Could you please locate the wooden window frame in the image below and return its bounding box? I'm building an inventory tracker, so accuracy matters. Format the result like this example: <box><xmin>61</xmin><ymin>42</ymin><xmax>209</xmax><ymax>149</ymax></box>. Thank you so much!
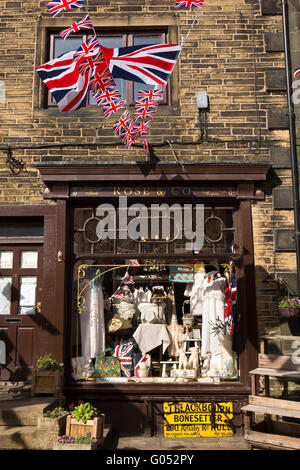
<box><xmin>47</xmin><ymin>29</ymin><xmax>170</xmax><ymax>109</ymax></box>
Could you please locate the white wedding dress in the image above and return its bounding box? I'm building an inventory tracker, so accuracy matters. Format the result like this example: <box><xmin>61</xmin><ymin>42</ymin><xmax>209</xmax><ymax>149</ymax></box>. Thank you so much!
<box><xmin>201</xmin><ymin>276</ymin><xmax>226</xmax><ymax>358</ymax></box>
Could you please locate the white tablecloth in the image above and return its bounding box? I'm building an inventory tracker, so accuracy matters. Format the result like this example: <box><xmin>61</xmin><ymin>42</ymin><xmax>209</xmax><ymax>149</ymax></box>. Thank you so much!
<box><xmin>133</xmin><ymin>323</ymin><xmax>171</xmax><ymax>355</ymax></box>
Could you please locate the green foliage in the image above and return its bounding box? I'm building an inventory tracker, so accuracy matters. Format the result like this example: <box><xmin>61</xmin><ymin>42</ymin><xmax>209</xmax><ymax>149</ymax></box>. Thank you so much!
<box><xmin>70</xmin><ymin>402</ymin><xmax>99</xmax><ymax>424</ymax></box>
<box><xmin>36</xmin><ymin>353</ymin><xmax>63</xmax><ymax>371</ymax></box>
<box><xmin>43</xmin><ymin>406</ymin><xmax>68</xmax><ymax>419</ymax></box>
<box><xmin>278</xmin><ymin>297</ymin><xmax>300</xmax><ymax>308</ymax></box>
<box><xmin>74</xmin><ymin>433</ymin><xmax>95</xmax><ymax>444</ymax></box>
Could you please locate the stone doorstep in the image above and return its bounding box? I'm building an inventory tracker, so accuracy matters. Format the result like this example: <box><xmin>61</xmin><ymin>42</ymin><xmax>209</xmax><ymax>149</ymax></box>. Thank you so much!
<box><xmin>0</xmin><ymin>422</ymin><xmax>113</xmax><ymax>451</ymax></box>
<box><xmin>0</xmin><ymin>397</ymin><xmax>54</xmax><ymax>426</ymax></box>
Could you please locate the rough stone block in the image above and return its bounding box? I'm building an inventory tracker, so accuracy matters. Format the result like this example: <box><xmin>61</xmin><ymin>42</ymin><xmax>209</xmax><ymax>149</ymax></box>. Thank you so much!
<box><xmin>266</xmin><ymin>70</ymin><xmax>286</xmax><ymax>91</ymax></box>
<box><xmin>277</xmin><ymin>272</ymin><xmax>298</xmax><ymax>296</ymax></box>
<box><xmin>261</xmin><ymin>0</ymin><xmax>282</xmax><ymax>15</ymax></box>
<box><xmin>273</xmin><ymin>187</ymin><xmax>293</xmax><ymax>209</ymax></box>
<box><xmin>270</xmin><ymin>147</ymin><xmax>290</xmax><ymax>168</ymax></box>
<box><xmin>268</xmin><ymin>109</ymin><xmax>289</xmax><ymax>130</ymax></box>
<box><xmin>265</xmin><ymin>33</ymin><xmax>284</xmax><ymax>52</ymax></box>
<box><xmin>274</xmin><ymin>228</ymin><xmax>296</xmax><ymax>251</ymax></box>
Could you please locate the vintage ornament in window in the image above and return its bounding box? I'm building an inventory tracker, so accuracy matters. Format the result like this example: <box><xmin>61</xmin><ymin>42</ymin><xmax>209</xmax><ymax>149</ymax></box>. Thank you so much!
<box><xmin>115</xmin><ymin>301</ymin><xmax>136</xmax><ymax>320</ymax></box>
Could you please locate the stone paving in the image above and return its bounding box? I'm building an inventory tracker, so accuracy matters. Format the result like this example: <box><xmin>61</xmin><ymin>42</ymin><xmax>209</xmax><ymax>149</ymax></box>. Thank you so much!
<box><xmin>116</xmin><ymin>435</ymin><xmax>250</xmax><ymax>450</ymax></box>
<box><xmin>0</xmin><ymin>382</ymin><xmax>250</xmax><ymax>450</ymax></box>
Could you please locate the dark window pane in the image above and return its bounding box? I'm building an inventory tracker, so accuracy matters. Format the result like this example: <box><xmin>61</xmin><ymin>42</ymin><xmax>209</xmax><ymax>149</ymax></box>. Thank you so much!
<box><xmin>0</xmin><ymin>221</ymin><xmax>44</xmax><ymax>238</ymax></box>
<box><xmin>54</xmin><ymin>37</ymin><xmax>84</xmax><ymax>58</ymax></box>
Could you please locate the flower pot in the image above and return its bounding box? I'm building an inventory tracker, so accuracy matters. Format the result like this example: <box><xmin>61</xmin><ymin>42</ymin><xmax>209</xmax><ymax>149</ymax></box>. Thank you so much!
<box><xmin>31</xmin><ymin>369</ymin><xmax>64</xmax><ymax>397</ymax></box>
<box><xmin>37</xmin><ymin>413</ymin><xmax>69</xmax><ymax>435</ymax></box>
<box><xmin>278</xmin><ymin>307</ymin><xmax>300</xmax><ymax>319</ymax></box>
<box><xmin>53</xmin><ymin>440</ymin><xmax>99</xmax><ymax>450</ymax></box>
<box><xmin>65</xmin><ymin>414</ymin><xmax>105</xmax><ymax>442</ymax></box>
<box><xmin>220</xmin><ymin>334</ymin><xmax>237</xmax><ymax>377</ymax></box>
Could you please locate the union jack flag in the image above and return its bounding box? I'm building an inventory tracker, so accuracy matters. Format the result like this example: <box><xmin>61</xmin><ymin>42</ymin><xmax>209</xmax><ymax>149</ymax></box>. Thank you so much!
<box><xmin>59</xmin><ymin>15</ymin><xmax>93</xmax><ymax>40</ymax></box>
<box><xmin>133</xmin><ymin>90</ymin><xmax>161</xmax><ymax>120</ymax></box>
<box><xmin>89</xmin><ymin>67</ymin><xmax>116</xmax><ymax>96</ymax></box>
<box><xmin>138</xmin><ymin>89</ymin><xmax>163</xmax><ymax>102</ymax></box>
<box><xmin>94</xmin><ymin>86</ymin><xmax>122</xmax><ymax>106</ymax></box>
<box><xmin>100</xmin><ymin>43</ymin><xmax>181</xmax><ymax>86</ymax></box>
<box><xmin>113</xmin><ymin>111</ymin><xmax>132</xmax><ymax>136</ymax></box>
<box><xmin>36</xmin><ymin>49</ymin><xmax>90</xmax><ymax>112</ymax></box>
<box><xmin>294</xmin><ymin>67</ymin><xmax>300</xmax><ymax>79</ymax></box>
<box><xmin>102</xmin><ymin>99</ymin><xmax>126</xmax><ymax>119</ymax></box>
<box><xmin>175</xmin><ymin>0</ymin><xmax>204</xmax><ymax>8</ymax></box>
<box><xmin>74</xmin><ymin>36</ymin><xmax>100</xmax><ymax>62</ymax></box>
<box><xmin>78</xmin><ymin>51</ymin><xmax>105</xmax><ymax>75</ymax></box>
<box><xmin>133</xmin><ymin>120</ymin><xmax>152</xmax><ymax>138</ymax></box>
<box><xmin>133</xmin><ymin>101</ymin><xmax>158</xmax><ymax>120</ymax></box>
<box><xmin>46</xmin><ymin>0</ymin><xmax>85</xmax><ymax>17</ymax></box>
<box><xmin>121</xmin><ymin>122</ymin><xmax>139</xmax><ymax>149</ymax></box>
<box><xmin>114</xmin><ymin>342</ymin><xmax>134</xmax><ymax>377</ymax></box>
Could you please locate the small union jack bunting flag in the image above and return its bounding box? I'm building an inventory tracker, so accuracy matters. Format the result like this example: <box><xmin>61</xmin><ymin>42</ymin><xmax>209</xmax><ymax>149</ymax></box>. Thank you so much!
<box><xmin>294</xmin><ymin>67</ymin><xmax>300</xmax><ymax>79</ymax></box>
<box><xmin>78</xmin><ymin>51</ymin><xmax>105</xmax><ymax>75</ymax></box>
<box><xmin>94</xmin><ymin>86</ymin><xmax>122</xmax><ymax>106</ymax></box>
<box><xmin>46</xmin><ymin>0</ymin><xmax>85</xmax><ymax>17</ymax></box>
<box><xmin>74</xmin><ymin>36</ymin><xmax>100</xmax><ymax>62</ymax></box>
<box><xmin>133</xmin><ymin>98</ymin><xmax>159</xmax><ymax>121</ymax></box>
<box><xmin>59</xmin><ymin>15</ymin><xmax>93</xmax><ymax>40</ymax></box>
<box><xmin>113</xmin><ymin>111</ymin><xmax>132</xmax><ymax>136</ymax></box>
<box><xmin>102</xmin><ymin>99</ymin><xmax>126</xmax><ymax>119</ymax></box>
<box><xmin>133</xmin><ymin>120</ymin><xmax>152</xmax><ymax>138</ymax></box>
<box><xmin>138</xmin><ymin>89</ymin><xmax>163</xmax><ymax>102</ymax></box>
<box><xmin>175</xmin><ymin>1</ymin><xmax>204</xmax><ymax>8</ymax></box>
<box><xmin>89</xmin><ymin>67</ymin><xmax>116</xmax><ymax>96</ymax></box>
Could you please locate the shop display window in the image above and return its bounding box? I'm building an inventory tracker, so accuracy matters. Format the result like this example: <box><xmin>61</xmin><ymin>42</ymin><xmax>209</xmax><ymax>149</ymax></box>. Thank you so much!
<box><xmin>71</xmin><ymin>204</ymin><xmax>239</xmax><ymax>385</ymax></box>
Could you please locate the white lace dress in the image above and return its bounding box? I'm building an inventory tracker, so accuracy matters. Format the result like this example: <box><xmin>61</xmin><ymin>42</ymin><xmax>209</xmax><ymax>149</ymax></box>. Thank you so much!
<box><xmin>201</xmin><ymin>277</ymin><xmax>226</xmax><ymax>358</ymax></box>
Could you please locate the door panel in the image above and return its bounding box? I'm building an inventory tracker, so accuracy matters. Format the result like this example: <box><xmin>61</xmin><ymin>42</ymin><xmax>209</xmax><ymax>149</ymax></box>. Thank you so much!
<box><xmin>0</xmin><ymin>246</ymin><xmax>42</xmax><ymax>380</ymax></box>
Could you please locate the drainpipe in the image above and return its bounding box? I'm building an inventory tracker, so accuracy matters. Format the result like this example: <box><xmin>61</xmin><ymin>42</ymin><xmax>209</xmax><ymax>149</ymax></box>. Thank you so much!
<box><xmin>282</xmin><ymin>0</ymin><xmax>300</xmax><ymax>296</ymax></box>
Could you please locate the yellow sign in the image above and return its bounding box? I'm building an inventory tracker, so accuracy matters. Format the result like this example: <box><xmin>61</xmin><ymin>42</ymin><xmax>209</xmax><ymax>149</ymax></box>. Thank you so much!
<box><xmin>163</xmin><ymin>402</ymin><xmax>233</xmax><ymax>438</ymax></box>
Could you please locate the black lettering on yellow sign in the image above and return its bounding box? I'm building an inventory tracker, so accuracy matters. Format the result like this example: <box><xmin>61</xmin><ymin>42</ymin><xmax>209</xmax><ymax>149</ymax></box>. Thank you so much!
<box><xmin>163</xmin><ymin>402</ymin><xmax>234</xmax><ymax>438</ymax></box>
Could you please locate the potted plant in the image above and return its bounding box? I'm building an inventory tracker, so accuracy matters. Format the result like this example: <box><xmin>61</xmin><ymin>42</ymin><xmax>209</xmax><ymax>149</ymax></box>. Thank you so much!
<box><xmin>38</xmin><ymin>405</ymin><xmax>69</xmax><ymax>434</ymax></box>
<box><xmin>209</xmin><ymin>318</ymin><xmax>237</xmax><ymax>378</ymax></box>
<box><xmin>65</xmin><ymin>401</ymin><xmax>105</xmax><ymax>444</ymax></box>
<box><xmin>53</xmin><ymin>433</ymin><xmax>99</xmax><ymax>450</ymax></box>
<box><xmin>278</xmin><ymin>296</ymin><xmax>300</xmax><ymax>318</ymax></box>
<box><xmin>31</xmin><ymin>353</ymin><xmax>64</xmax><ymax>397</ymax></box>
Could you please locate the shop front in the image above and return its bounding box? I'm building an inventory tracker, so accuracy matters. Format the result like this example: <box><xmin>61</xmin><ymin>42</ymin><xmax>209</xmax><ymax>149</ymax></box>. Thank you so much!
<box><xmin>2</xmin><ymin>161</ymin><xmax>269</xmax><ymax>437</ymax></box>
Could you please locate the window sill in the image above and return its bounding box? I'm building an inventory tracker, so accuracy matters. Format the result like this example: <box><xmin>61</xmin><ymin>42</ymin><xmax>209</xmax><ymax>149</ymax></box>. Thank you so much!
<box><xmin>33</xmin><ymin>105</ymin><xmax>180</xmax><ymax>119</ymax></box>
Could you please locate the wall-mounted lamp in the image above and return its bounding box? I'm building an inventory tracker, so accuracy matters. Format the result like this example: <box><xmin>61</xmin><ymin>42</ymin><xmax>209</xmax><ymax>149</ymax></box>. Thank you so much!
<box><xmin>196</xmin><ymin>91</ymin><xmax>209</xmax><ymax>139</ymax></box>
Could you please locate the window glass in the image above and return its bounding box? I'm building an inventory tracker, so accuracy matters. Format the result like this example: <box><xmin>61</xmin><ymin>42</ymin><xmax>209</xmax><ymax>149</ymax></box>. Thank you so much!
<box><xmin>20</xmin><ymin>251</ymin><xmax>38</xmax><ymax>269</ymax></box>
<box><xmin>19</xmin><ymin>277</ymin><xmax>37</xmax><ymax>315</ymax></box>
<box><xmin>0</xmin><ymin>277</ymin><xmax>12</xmax><ymax>315</ymax></box>
<box><xmin>0</xmin><ymin>252</ymin><xmax>13</xmax><ymax>269</ymax></box>
<box><xmin>54</xmin><ymin>36</ymin><xmax>83</xmax><ymax>58</ymax></box>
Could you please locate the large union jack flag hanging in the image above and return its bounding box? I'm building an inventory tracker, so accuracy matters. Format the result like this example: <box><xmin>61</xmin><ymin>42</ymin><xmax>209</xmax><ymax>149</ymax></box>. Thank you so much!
<box><xmin>175</xmin><ymin>1</ymin><xmax>204</xmax><ymax>8</ymax></box>
<box><xmin>100</xmin><ymin>43</ymin><xmax>181</xmax><ymax>86</ymax></box>
<box><xmin>46</xmin><ymin>0</ymin><xmax>85</xmax><ymax>17</ymax></box>
<box><xmin>59</xmin><ymin>15</ymin><xmax>93</xmax><ymax>40</ymax></box>
<box><xmin>36</xmin><ymin>49</ymin><xmax>90</xmax><ymax>112</ymax></box>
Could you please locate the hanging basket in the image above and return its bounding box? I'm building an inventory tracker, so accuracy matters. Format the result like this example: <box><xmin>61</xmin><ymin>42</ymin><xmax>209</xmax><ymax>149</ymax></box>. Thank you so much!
<box><xmin>278</xmin><ymin>307</ymin><xmax>300</xmax><ymax>319</ymax></box>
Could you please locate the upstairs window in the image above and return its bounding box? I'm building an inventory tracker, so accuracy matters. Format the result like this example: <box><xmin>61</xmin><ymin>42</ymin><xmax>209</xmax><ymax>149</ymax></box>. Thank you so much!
<box><xmin>47</xmin><ymin>30</ymin><xmax>169</xmax><ymax>109</ymax></box>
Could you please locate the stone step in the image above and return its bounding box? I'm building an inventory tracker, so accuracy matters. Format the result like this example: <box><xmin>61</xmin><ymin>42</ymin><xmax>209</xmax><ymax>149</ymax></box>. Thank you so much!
<box><xmin>0</xmin><ymin>425</ymin><xmax>58</xmax><ymax>450</ymax></box>
<box><xmin>0</xmin><ymin>424</ymin><xmax>114</xmax><ymax>450</ymax></box>
<box><xmin>0</xmin><ymin>397</ymin><xmax>54</xmax><ymax>426</ymax></box>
